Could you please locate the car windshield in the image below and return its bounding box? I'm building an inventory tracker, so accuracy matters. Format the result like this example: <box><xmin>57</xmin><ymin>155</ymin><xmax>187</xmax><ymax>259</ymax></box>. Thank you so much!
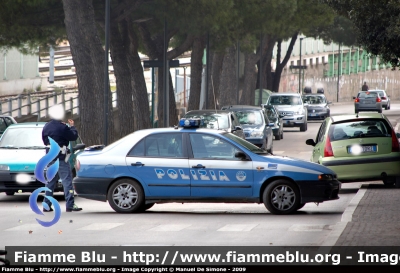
<box><xmin>329</xmin><ymin>119</ymin><xmax>392</xmax><ymax>141</ymax></box>
<box><xmin>234</xmin><ymin>110</ymin><xmax>263</xmax><ymax>125</ymax></box>
<box><xmin>185</xmin><ymin>113</ymin><xmax>229</xmax><ymax>129</ymax></box>
<box><xmin>0</xmin><ymin>127</ymin><xmax>46</xmax><ymax>149</ymax></box>
<box><xmin>358</xmin><ymin>91</ymin><xmax>379</xmax><ymax>98</ymax></box>
<box><xmin>268</xmin><ymin>95</ymin><xmax>302</xmax><ymax>105</ymax></box>
<box><xmin>303</xmin><ymin>95</ymin><xmax>326</xmax><ymax>104</ymax></box>
<box><xmin>224</xmin><ymin>132</ymin><xmax>268</xmax><ymax>154</ymax></box>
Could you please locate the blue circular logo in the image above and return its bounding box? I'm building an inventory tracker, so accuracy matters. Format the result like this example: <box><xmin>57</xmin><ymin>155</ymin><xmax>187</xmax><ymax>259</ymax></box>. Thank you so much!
<box><xmin>236</xmin><ymin>171</ymin><xmax>246</xmax><ymax>181</ymax></box>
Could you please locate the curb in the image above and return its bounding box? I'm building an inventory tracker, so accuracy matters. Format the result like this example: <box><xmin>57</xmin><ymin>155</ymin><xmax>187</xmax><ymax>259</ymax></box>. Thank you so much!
<box><xmin>320</xmin><ymin>184</ymin><xmax>369</xmax><ymax>246</ymax></box>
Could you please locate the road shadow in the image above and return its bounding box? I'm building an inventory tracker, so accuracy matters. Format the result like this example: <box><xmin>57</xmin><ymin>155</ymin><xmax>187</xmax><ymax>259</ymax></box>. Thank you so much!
<box><xmin>339</xmin><ymin>188</ymin><xmax>359</xmax><ymax>194</ymax></box>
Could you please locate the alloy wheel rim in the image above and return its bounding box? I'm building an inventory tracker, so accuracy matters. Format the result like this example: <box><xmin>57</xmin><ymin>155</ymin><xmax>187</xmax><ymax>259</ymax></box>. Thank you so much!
<box><xmin>271</xmin><ymin>185</ymin><xmax>295</xmax><ymax>211</ymax></box>
<box><xmin>112</xmin><ymin>183</ymin><xmax>138</xmax><ymax>209</ymax></box>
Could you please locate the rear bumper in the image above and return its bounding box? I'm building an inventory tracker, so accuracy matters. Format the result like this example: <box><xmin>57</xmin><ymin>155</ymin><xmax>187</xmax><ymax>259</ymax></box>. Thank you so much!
<box><xmin>298</xmin><ymin>179</ymin><xmax>341</xmax><ymax>203</ymax></box>
<box><xmin>355</xmin><ymin>104</ymin><xmax>382</xmax><ymax>111</ymax></box>
<box><xmin>0</xmin><ymin>171</ymin><xmax>63</xmax><ymax>193</ymax></box>
<box><xmin>73</xmin><ymin>177</ymin><xmax>114</xmax><ymax>202</ymax></box>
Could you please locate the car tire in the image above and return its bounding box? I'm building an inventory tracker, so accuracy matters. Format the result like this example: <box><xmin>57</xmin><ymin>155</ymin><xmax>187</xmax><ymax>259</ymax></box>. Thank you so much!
<box><xmin>275</xmin><ymin>133</ymin><xmax>281</xmax><ymax>140</ymax></box>
<box><xmin>388</xmin><ymin>103</ymin><xmax>391</xmax><ymax>110</ymax></box>
<box><xmin>383</xmin><ymin>179</ymin><xmax>394</xmax><ymax>187</ymax></box>
<box><xmin>281</xmin><ymin>132</ymin><xmax>283</xmax><ymax>139</ymax></box>
<box><xmin>140</xmin><ymin>203</ymin><xmax>155</xmax><ymax>212</ymax></box>
<box><xmin>300</xmin><ymin>122</ymin><xmax>307</xmax><ymax>132</ymax></box>
<box><xmin>395</xmin><ymin>177</ymin><xmax>400</xmax><ymax>188</ymax></box>
<box><xmin>5</xmin><ymin>191</ymin><xmax>15</xmax><ymax>196</ymax></box>
<box><xmin>378</xmin><ymin>109</ymin><xmax>382</xmax><ymax>113</ymax></box>
<box><xmin>268</xmin><ymin>145</ymin><xmax>273</xmax><ymax>154</ymax></box>
<box><xmin>262</xmin><ymin>179</ymin><xmax>300</xmax><ymax>215</ymax></box>
<box><xmin>107</xmin><ymin>179</ymin><xmax>145</xmax><ymax>213</ymax></box>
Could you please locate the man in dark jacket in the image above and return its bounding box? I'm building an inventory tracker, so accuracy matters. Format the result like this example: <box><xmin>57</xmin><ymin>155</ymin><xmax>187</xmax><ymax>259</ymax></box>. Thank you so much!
<box><xmin>361</xmin><ymin>81</ymin><xmax>369</xmax><ymax>91</ymax></box>
<box><xmin>42</xmin><ymin>104</ymin><xmax>82</xmax><ymax>212</ymax></box>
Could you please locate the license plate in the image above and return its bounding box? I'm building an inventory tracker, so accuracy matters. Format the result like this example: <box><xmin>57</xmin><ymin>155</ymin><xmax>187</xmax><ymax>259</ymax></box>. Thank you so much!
<box><xmin>311</xmin><ymin>113</ymin><xmax>317</xmax><ymax>116</ymax></box>
<box><xmin>348</xmin><ymin>145</ymin><xmax>377</xmax><ymax>153</ymax></box>
<box><xmin>286</xmin><ymin>120</ymin><xmax>290</xmax><ymax>124</ymax></box>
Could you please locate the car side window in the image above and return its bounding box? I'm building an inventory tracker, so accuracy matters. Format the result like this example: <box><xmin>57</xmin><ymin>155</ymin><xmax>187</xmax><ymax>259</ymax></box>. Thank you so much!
<box><xmin>189</xmin><ymin>134</ymin><xmax>241</xmax><ymax>160</ymax></box>
<box><xmin>231</xmin><ymin>114</ymin><xmax>236</xmax><ymax>129</ymax></box>
<box><xmin>4</xmin><ymin>117</ymin><xmax>14</xmax><ymax>126</ymax></box>
<box><xmin>128</xmin><ymin>133</ymin><xmax>183</xmax><ymax>158</ymax></box>
<box><xmin>316</xmin><ymin>121</ymin><xmax>326</xmax><ymax>143</ymax></box>
<box><xmin>0</xmin><ymin>118</ymin><xmax>7</xmax><ymax>133</ymax></box>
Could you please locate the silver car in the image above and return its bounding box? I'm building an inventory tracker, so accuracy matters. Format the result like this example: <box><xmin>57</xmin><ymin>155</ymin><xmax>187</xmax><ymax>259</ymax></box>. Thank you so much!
<box><xmin>0</xmin><ymin>115</ymin><xmax>17</xmax><ymax>138</ymax></box>
<box><xmin>354</xmin><ymin>91</ymin><xmax>383</xmax><ymax>113</ymax></box>
<box><xmin>266</xmin><ymin>93</ymin><xmax>308</xmax><ymax>132</ymax></box>
<box><xmin>368</xmin><ymin>89</ymin><xmax>391</xmax><ymax>110</ymax></box>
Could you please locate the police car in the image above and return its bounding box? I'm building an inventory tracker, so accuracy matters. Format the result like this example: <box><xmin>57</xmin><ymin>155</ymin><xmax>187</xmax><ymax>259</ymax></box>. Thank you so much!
<box><xmin>73</xmin><ymin>118</ymin><xmax>341</xmax><ymax>215</ymax></box>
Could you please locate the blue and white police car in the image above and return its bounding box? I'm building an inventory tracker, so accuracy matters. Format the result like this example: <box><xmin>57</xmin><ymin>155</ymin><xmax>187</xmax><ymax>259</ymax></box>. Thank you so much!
<box><xmin>73</xmin><ymin>118</ymin><xmax>341</xmax><ymax>215</ymax></box>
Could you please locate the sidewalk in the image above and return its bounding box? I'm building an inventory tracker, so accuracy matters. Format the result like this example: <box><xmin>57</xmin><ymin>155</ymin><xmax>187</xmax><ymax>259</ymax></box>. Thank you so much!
<box><xmin>335</xmin><ymin>184</ymin><xmax>400</xmax><ymax>246</ymax></box>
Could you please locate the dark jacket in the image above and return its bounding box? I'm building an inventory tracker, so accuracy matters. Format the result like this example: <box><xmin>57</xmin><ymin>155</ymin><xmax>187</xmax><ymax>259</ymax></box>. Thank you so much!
<box><xmin>42</xmin><ymin>120</ymin><xmax>78</xmax><ymax>160</ymax></box>
<box><xmin>361</xmin><ymin>84</ymin><xmax>369</xmax><ymax>91</ymax></box>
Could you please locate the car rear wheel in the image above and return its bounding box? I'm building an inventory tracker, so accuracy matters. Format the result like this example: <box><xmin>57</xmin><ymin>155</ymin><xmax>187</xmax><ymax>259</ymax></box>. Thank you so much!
<box><xmin>275</xmin><ymin>133</ymin><xmax>281</xmax><ymax>140</ymax></box>
<box><xmin>107</xmin><ymin>179</ymin><xmax>144</xmax><ymax>213</ymax></box>
<box><xmin>388</xmin><ymin>103</ymin><xmax>391</xmax><ymax>110</ymax></box>
<box><xmin>5</xmin><ymin>192</ymin><xmax>14</xmax><ymax>196</ymax></box>
<box><xmin>263</xmin><ymin>180</ymin><xmax>300</xmax><ymax>215</ymax></box>
<box><xmin>281</xmin><ymin>132</ymin><xmax>283</xmax><ymax>139</ymax></box>
<box><xmin>378</xmin><ymin>109</ymin><xmax>382</xmax><ymax>113</ymax></box>
<box><xmin>300</xmin><ymin>122</ymin><xmax>307</xmax><ymax>132</ymax></box>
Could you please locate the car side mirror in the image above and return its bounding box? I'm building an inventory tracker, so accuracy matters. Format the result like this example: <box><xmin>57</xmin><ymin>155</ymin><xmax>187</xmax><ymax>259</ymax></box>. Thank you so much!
<box><xmin>73</xmin><ymin>143</ymin><xmax>86</xmax><ymax>151</ymax></box>
<box><xmin>305</xmin><ymin>139</ymin><xmax>316</xmax><ymax>146</ymax></box>
<box><xmin>235</xmin><ymin>151</ymin><xmax>247</xmax><ymax>160</ymax></box>
<box><xmin>352</xmin><ymin>96</ymin><xmax>356</xmax><ymax>99</ymax></box>
<box><xmin>233</xmin><ymin>126</ymin><xmax>242</xmax><ymax>131</ymax></box>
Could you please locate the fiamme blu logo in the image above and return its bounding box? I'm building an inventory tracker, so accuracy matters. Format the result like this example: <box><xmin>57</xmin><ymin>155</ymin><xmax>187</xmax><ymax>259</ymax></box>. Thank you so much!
<box><xmin>29</xmin><ymin>137</ymin><xmax>61</xmax><ymax>227</ymax></box>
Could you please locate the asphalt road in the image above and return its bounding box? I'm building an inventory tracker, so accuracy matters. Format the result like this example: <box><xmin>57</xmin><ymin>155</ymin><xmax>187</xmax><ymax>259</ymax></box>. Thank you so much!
<box><xmin>1</xmin><ymin>102</ymin><xmax>399</xmax><ymax>248</ymax></box>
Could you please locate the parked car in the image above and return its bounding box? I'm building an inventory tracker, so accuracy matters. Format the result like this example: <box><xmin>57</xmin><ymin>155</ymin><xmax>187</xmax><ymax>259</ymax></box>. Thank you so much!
<box><xmin>73</xmin><ymin>118</ymin><xmax>340</xmax><ymax>215</ymax></box>
<box><xmin>305</xmin><ymin>113</ymin><xmax>400</xmax><ymax>186</ymax></box>
<box><xmin>302</xmin><ymin>94</ymin><xmax>331</xmax><ymax>120</ymax></box>
<box><xmin>0</xmin><ymin>122</ymin><xmax>85</xmax><ymax>195</ymax></box>
<box><xmin>262</xmin><ymin>104</ymin><xmax>284</xmax><ymax>140</ymax></box>
<box><xmin>367</xmin><ymin>89</ymin><xmax>391</xmax><ymax>110</ymax></box>
<box><xmin>221</xmin><ymin>105</ymin><xmax>274</xmax><ymax>153</ymax></box>
<box><xmin>266</xmin><ymin>93</ymin><xmax>308</xmax><ymax>131</ymax></box>
<box><xmin>0</xmin><ymin>116</ymin><xmax>17</xmax><ymax>138</ymax></box>
<box><xmin>184</xmin><ymin>110</ymin><xmax>245</xmax><ymax>139</ymax></box>
<box><xmin>354</xmin><ymin>91</ymin><xmax>383</xmax><ymax>113</ymax></box>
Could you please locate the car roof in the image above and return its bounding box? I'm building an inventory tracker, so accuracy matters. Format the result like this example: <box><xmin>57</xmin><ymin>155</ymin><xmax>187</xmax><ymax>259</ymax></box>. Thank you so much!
<box><xmin>303</xmin><ymin>94</ymin><xmax>326</xmax><ymax>96</ymax></box>
<box><xmin>186</xmin><ymin>110</ymin><xmax>231</xmax><ymax>115</ymax></box>
<box><xmin>368</xmin><ymin>89</ymin><xmax>385</xmax><ymax>92</ymax></box>
<box><xmin>330</xmin><ymin>113</ymin><xmax>385</xmax><ymax>123</ymax></box>
<box><xmin>6</xmin><ymin>122</ymin><xmax>45</xmax><ymax>128</ymax></box>
<box><xmin>270</xmin><ymin>92</ymin><xmax>300</xmax><ymax>96</ymax></box>
<box><xmin>222</xmin><ymin>105</ymin><xmax>262</xmax><ymax>110</ymax></box>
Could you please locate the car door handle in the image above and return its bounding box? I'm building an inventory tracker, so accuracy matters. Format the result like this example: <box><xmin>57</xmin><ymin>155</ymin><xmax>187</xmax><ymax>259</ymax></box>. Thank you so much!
<box><xmin>192</xmin><ymin>164</ymin><xmax>206</xmax><ymax>169</ymax></box>
<box><xmin>131</xmin><ymin>162</ymin><xmax>144</xmax><ymax>166</ymax></box>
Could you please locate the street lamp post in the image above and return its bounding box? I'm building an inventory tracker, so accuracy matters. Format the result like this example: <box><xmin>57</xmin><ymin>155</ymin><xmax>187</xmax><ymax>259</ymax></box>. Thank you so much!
<box><xmin>103</xmin><ymin>0</ymin><xmax>110</xmax><ymax>145</ymax></box>
<box><xmin>298</xmin><ymin>37</ymin><xmax>303</xmax><ymax>94</ymax></box>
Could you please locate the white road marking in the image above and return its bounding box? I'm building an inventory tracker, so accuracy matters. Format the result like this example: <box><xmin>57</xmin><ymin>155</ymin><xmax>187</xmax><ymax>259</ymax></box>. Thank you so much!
<box><xmin>217</xmin><ymin>224</ymin><xmax>258</xmax><ymax>232</ymax></box>
<box><xmin>150</xmin><ymin>224</ymin><xmax>191</xmax><ymax>231</ymax></box>
<box><xmin>77</xmin><ymin>223</ymin><xmax>124</xmax><ymax>231</ymax></box>
<box><xmin>288</xmin><ymin>224</ymin><xmax>332</xmax><ymax>232</ymax></box>
<box><xmin>5</xmin><ymin>224</ymin><xmax>43</xmax><ymax>231</ymax></box>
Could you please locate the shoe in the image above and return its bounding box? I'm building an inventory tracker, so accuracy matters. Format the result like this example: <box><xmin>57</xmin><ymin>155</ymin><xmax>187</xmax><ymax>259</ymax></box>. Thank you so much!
<box><xmin>43</xmin><ymin>207</ymin><xmax>53</xmax><ymax>212</ymax></box>
<box><xmin>66</xmin><ymin>204</ymin><xmax>82</xmax><ymax>212</ymax></box>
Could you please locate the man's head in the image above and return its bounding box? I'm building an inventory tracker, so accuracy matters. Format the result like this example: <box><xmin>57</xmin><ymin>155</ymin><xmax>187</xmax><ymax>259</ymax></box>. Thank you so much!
<box><xmin>364</xmin><ymin>81</ymin><xmax>367</xmax><ymax>85</ymax></box>
<box><xmin>48</xmin><ymin>104</ymin><xmax>65</xmax><ymax>121</ymax></box>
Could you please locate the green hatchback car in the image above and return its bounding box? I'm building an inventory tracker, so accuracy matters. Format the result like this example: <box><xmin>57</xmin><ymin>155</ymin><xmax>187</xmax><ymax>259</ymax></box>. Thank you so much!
<box><xmin>305</xmin><ymin>113</ymin><xmax>400</xmax><ymax>186</ymax></box>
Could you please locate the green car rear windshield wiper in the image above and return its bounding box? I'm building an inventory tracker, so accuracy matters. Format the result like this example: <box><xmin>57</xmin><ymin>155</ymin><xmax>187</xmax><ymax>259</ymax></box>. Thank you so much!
<box><xmin>19</xmin><ymin>146</ymin><xmax>46</xmax><ymax>149</ymax></box>
<box><xmin>0</xmin><ymin>146</ymin><xmax>19</xmax><ymax>149</ymax></box>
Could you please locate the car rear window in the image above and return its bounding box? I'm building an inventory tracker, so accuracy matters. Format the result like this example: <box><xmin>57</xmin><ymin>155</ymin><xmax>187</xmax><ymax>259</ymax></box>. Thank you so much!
<box><xmin>328</xmin><ymin>119</ymin><xmax>392</xmax><ymax>141</ymax></box>
<box><xmin>358</xmin><ymin>92</ymin><xmax>378</xmax><ymax>98</ymax></box>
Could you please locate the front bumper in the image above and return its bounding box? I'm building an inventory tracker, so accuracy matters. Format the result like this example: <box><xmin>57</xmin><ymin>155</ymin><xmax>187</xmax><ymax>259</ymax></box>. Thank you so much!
<box><xmin>73</xmin><ymin>177</ymin><xmax>114</xmax><ymax>201</ymax></box>
<box><xmin>0</xmin><ymin>171</ymin><xmax>63</xmax><ymax>193</ymax></box>
<box><xmin>307</xmin><ymin>110</ymin><xmax>329</xmax><ymax>119</ymax></box>
<box><xmin>298</xmin><ymin>179</ymin><xmax>341</xmax><ymax>203</ymax></box>
<box><xmin>282</xmin><ymin>115</ymin><xmax>306</xmax><ymax>127</ymax></box>
<box><xmin>245</xmin><ymin>137</ymin><xmax>265</xmax><ymax>147</ymax></box>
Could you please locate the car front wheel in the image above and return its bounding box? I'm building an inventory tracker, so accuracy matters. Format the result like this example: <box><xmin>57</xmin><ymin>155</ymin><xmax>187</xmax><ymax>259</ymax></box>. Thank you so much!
<box><xmin>300</xmin><ymin>122</ymin><xmax>307</xmax><ymax>132</ymax></box>
<box><xmin>107</xmin><ymin>179</ymin><xmax>144</xmax><ymax>213</ymax></box>
<box><xmin>263</xmin><ymin>180</ymin><xmax>300</xmax><ymax>215</ymax></box>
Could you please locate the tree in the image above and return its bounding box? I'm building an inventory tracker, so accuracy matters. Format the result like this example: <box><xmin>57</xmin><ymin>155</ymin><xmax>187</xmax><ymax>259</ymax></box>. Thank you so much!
<box><xmin>326</xmin><ymin>0</ymin><xmax>400</xmax><ymax>67</ymax></box>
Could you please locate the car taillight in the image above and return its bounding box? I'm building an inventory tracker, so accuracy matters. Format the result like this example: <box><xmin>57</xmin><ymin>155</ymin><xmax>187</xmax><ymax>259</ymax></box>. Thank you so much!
<box><xmin>392</xmin><ymin>130</ymin><xmax>400</xmax><ymax>152</ymax></box>
<box><xmin>376</xmin><ymin>97</ymin><xmax>381</xmax><ymax>102</ymax></box>
<box><xmin>324</xmin><ymin>136</ymin><xmax>334</xmax><ymax>157</ymax></box>
<box><xmin>381</xmin><ymin>96</ymin><xmax>387</xmax><ymax>100</ymax></box>
<box><xmin>355</xmin><ymin>98</ymin><xmax>359</xmax><ymax>103</ymax></box>
<box><xmin>75</xmin><ymin>160</ymin><xmax>81</xmax><ymax>171</ymax></box>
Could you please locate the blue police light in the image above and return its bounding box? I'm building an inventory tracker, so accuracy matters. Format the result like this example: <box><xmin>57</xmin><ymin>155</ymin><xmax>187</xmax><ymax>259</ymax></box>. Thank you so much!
<box><xmin>179</xmin><ymin>118</ymin><xmax>203</xmax><ymax>128</ymax></box>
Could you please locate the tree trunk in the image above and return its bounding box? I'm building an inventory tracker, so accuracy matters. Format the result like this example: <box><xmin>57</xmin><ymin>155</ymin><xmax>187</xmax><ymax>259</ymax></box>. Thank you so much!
<box><xmin>126</xmin><ymin>21</ymin><xmax>151</xmax><ymax>130</ymax></box>
<box><xmin>240</xmin><ymin>53</ymin><xmax>258</xmax><ymax>105</ymax></box>
<box><xmin>62</xmin><ymin>0</ymin><xmax>113</xmax><ymax>145</ymax></box>
<box><xmin>207</xmin><ymin>51</ymin><xmax>224</xmax><ymax>110</ymax></box>
<box><xmin>110</xmin><ymin>20</ymin><xmax>134</xmax><ymax>138</ymax></box>
<box><xmin>218</xmin><ymin>46</ymin><xmax>237</xmax><ymax>107</ymax></box>
<box><xmin>188</xmin><ymin>36</ymin><xmax>205</xmax><ymax>111</ymax></box>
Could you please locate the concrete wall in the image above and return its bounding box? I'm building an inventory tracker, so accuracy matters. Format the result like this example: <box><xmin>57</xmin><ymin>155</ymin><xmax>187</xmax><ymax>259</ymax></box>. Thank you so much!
<box><xmin>0</xmin><ymin>48</ymin><xmax>46</xmax><ymax>96</ymax></box>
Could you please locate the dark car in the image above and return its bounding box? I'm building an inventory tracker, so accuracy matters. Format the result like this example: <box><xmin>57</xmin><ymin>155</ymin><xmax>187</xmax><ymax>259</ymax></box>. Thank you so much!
<box><xmin>0</xmin><ymin>116</ymin><xmax>17</xmax><ymax>138</ymax></box>
<box><xmin>221</xmin><ymin>105</ymin><xmax>274</xmax><ymax>153</ymax></box>
<box><xmin>353</xmin><ymin>91</ymin><xmax>383</xmax><ymax>114</ymax></box>
<box><xmin>262</xmin><ymin>105</ymin><xmax>283</xmax><ymax>140</ymax></box>
<box><xmin>184</xmin><ymin>110</ymin><xmax>245</xmax><ymax>139</ymax></box>
<box><xmin>302</xmin><ymin>94</ymin><xmax>331</xmax><ymax>120</ymax></box>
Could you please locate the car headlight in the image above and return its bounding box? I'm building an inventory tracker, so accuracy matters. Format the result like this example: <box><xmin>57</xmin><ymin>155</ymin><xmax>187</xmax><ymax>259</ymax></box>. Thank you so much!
<box><xmin>295</xmin><ymin>109</ymin><xmax>304</xmax><ymax>115</ymax></box>
<box><xmin>0</xmin><ymin>165</ymin><xmax>9</xmax><ymax>171</ymax></box>
<box><xmin>318</xmin><ymin>174</ymin><xmax>336</xmax><ymax>181</ymax></box>
<box><xmin>250</xmin><ymin>131</ymin><xmax>264</xmax><ymax>137</ymax></box>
